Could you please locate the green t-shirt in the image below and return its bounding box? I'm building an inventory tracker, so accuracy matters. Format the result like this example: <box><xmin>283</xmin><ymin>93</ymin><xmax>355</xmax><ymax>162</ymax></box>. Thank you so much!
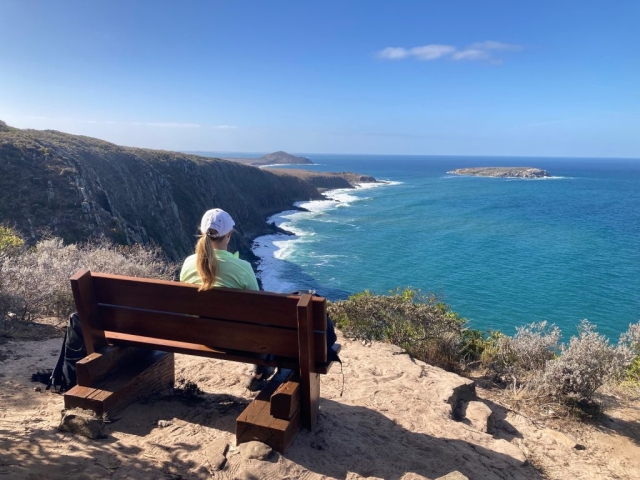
<box><xmin>180</xmin><ymin>250</ymin><xmax>259</xmax><ymax>291</ymax></box>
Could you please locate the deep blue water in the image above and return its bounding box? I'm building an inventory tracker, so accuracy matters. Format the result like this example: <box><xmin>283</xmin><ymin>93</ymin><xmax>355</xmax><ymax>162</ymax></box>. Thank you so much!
<box><xmin>232</xmin><ymin>154</ymin><xmax>640</xmax><ymax>340</ymax></box>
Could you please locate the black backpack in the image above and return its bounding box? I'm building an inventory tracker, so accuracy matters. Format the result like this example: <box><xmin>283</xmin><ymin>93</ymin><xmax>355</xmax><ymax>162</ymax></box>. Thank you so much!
<box><xmin>46</xmin><ymin>313</ymin><xmax>86</xmax><ymax>392</ymax></box>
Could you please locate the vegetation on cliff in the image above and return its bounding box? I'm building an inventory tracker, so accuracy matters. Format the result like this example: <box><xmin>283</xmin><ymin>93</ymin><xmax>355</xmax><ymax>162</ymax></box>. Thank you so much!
<box><xmin>330</xmin><ymin>288</ymin><xmax>640</xmax><ymax>405</ymax></box>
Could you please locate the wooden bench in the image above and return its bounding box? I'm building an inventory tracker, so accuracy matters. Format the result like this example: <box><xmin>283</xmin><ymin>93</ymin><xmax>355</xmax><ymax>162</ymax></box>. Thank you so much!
<box><xmin>63</xmin><ymin>269</ymin><xmax>340</xmax><ymax>453</ymax></box>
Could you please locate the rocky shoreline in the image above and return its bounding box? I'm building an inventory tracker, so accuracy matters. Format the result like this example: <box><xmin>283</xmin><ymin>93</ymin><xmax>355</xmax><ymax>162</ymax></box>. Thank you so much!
<box><xmin>448</xmin><ymin>167</ymin><xmax>550</xmax><ymax>178</ymax></box>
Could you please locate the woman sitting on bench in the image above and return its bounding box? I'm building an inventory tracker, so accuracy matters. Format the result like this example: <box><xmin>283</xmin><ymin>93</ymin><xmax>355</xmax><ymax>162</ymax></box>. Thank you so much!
<box><xmin>179</xmin><ymin>208</ymin><xmax>278</xmax><ymax>391</ymax></box>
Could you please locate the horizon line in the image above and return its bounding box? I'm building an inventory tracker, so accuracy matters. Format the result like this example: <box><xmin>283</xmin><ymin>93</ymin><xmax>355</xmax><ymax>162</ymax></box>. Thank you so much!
<box><xmin>183</xmin><ymin>150</ymin><xmax>640</xmax><ymax>161</ymax></box>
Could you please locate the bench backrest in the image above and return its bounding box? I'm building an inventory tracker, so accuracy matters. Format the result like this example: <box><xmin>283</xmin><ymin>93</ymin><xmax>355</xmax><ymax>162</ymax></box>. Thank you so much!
<box><xmin>70</xmin><ymin>269</ymin><xmax>328</xmax><ymax>366</ymax></box>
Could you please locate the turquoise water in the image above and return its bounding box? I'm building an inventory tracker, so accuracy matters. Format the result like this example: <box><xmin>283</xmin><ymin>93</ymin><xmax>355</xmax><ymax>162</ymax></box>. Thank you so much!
<box><xmin>251</xmin><ymin>155</ymin><xmax>640</xmax><ymax>339</ymax></box>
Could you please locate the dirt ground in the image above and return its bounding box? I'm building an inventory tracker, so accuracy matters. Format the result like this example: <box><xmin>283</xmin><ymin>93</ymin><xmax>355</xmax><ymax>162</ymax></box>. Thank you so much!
<box><xmin>1</xmin><ymin>320</ymin><xmax>639</xmax><ymax>479</ymax></box>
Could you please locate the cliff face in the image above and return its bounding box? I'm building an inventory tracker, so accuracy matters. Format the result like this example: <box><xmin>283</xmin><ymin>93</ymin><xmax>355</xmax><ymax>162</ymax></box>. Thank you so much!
<box><xmin>0</xmin><ymin>125</ymin><xmax>323</xmax><ymax>261</ymax></box>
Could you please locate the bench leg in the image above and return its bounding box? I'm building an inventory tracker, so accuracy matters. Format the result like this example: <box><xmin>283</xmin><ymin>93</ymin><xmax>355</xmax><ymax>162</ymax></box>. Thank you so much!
<box><xmin>300</xmin><ymin>372</ymin><xmax>320</xmax><ymax>430</ymax></box>
<box><xmin>75</xmin><ymin>345</ymin><xmax>150</xmax><ymax>387</ymax></box>
<box><xmin>64</xmin><ymin>351</ymin><xmax>174</xmax><ymax>416</ymax></box>
<box><xmin>236</xmin><ymin>377</ymin><xmax>302</xmax><ymax>454</ymax></box>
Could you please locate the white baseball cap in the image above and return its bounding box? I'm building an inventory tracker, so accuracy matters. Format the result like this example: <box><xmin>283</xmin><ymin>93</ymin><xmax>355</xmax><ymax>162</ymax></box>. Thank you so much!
<box><xmin>200</xmin><ymin>208</ymin><xmax>235</xmax><ymax>238</ymax></box>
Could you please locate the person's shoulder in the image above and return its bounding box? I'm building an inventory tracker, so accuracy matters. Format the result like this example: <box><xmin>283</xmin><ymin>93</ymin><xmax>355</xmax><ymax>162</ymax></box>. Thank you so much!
<box><xmin>231</xmin><ymin>256</ymin><xmax>253</xmax><ymax>271</ymax></box>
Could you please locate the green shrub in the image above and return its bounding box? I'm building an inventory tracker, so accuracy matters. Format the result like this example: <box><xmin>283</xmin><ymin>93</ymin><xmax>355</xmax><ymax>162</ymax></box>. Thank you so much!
<box><xmin>620</xmin><ymin>321</ymin><xmax>640</xmax><ymax>383</ymax></box>
<box><xmin>0</xmin><ymin>225</ymin><xmax>24</xmax><ymax>256</ymax></box>
<box><xmin>328</xmin><ymin>287</ymin><xmax>466</xmax><ymax>370</ymax></box>
<box><xmin>459</xmin><ymin>329</ymin><xmax>503</xmax><ymax>366</ymax></box>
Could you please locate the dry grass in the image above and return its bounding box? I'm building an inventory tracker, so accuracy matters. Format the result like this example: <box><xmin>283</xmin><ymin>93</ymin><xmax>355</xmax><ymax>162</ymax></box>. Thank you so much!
<box><xmin>0</xmin><ymin>236</ymin><xmax>177</xmax><ymax>325</ymax></box>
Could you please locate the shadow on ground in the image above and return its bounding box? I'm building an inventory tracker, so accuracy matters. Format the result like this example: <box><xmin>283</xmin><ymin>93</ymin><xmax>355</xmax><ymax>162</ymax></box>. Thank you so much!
<box><xmin>285</xmin><ymin>398</ymin><xmax>542</xmax><ymax>480</ymax></box>
<box><xmin>2</xmin><ymin>390</ymin><xmax>543</xmax><ymax>480</ymax></box>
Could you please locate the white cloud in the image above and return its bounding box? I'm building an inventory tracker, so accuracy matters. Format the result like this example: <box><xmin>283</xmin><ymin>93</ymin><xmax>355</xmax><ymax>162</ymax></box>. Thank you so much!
<box><xmin>452</xmin><ymin>49</ymin><xmax>489</xmax><ymax>61</ymax></box>
<box><xmin>210</xmin><ymin>125</ymin><xmax>238</xmax><ymax>130</ymax></box>
<box><xmin>409</xmin><ymin>45</ymin><xmax>456</xmax><ymax>60</ymax></box>
<box><xmin>377</xmin><ymin>47</ymin><xmax>410</xmax><ymax>60</ymax></box>
<box><xmin>377</xmin><ymin>40</ymin><xmax>522</xmax><ymax>63</ymax></box>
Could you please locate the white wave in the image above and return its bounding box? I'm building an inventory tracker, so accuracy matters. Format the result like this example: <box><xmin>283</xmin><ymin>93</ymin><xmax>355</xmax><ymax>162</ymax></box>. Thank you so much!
<box><xmin>253</xmin><ymin>177</ymin><xmax>401</xmax><ymax>292</ymax></box>
<box><xmin>253</xmin><ymin>233</ymin><xmax>299</xmax><ymax>292</ymax></box>
<box><xmin>506</xmin><ymin>176</ymin><xmax>568</xmax><ymax>181</ymax></box>
<box><xmin>354</xmin><ymin>180</ymin><xmax>403</xmax><ymax>189</ymax></box>
<box><xmin>446</xmin><ymin>174</ymin><xmax>569</xmax><ymax>181</ymax></box>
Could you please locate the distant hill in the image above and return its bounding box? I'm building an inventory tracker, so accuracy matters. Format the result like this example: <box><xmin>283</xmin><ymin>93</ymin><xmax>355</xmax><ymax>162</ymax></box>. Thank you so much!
<box><xmin>221</xmin><ymin>151</ymin><xmax>313</xmax><ymax>166</ymax></box>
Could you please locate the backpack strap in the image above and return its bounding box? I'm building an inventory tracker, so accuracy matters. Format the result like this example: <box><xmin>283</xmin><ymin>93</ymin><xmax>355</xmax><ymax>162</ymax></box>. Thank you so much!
<box><xmin>46</xmin><ymin>327</ymin><xmax>68</xmax><ymax>392</ymax></box>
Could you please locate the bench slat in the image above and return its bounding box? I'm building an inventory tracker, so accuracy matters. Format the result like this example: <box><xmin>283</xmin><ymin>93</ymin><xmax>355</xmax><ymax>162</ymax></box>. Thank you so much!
<box><xmin>99</xmin><ymin>305</ymin><xmax>301</xmax><ymax>358</ymax></box>
<box><xmin>104</xmin><ymin>331</ymin><xmax>290</xmax><ymax>364</ymax></box>
<box><xmin>92</xmin><ymin>273</ymin><xmax>327</xmax><ymax>331</ymax></box>
<box><xmin>103</xmin><ymin>332</ymin><xmax>339</xmax><ymax>373</ymax></box>
<box><xmin>98</xmin><ymin>304</ymin><xmax>328</xmax><ymax>363</ymax></box>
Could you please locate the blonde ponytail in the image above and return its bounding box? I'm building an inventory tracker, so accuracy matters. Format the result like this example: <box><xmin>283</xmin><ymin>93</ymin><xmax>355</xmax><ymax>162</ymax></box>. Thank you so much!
<box><xmin>195</xmin><ymin>235</ymin><xmax>219</xmax><ymax>291</ymax></box>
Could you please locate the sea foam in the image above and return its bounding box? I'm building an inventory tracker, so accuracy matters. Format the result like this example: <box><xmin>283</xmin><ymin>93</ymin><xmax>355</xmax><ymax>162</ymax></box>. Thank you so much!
<box><xmin>253</xmin><ymin>181</ymin><xmax>398</xmax><ymax>293</ymax></box>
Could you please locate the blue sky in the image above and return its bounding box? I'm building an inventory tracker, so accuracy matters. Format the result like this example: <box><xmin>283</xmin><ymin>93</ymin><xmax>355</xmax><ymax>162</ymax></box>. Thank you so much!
<box><xmin>1</xmin><ymin>1</ymin><xmax>639</xmax><ymax>157</ymax></box>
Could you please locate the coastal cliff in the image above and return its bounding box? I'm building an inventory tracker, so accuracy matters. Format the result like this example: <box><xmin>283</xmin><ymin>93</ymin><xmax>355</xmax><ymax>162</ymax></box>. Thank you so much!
<box><xmin>0</xmin><ymin>124</ymin><xmax>327</xmax><ymax>261</ymax></box>
<box><xmin>448</xmin><ymin>167</ymin><xmax>550</xmax><ymax>178</ymax></box>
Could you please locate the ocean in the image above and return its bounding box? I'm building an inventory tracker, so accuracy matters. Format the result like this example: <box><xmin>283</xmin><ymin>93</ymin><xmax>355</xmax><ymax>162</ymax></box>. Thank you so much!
<box><xmin>248</xmin><ymin>155</ymin><xmax>640</xmax><ymax>340</ymax></box>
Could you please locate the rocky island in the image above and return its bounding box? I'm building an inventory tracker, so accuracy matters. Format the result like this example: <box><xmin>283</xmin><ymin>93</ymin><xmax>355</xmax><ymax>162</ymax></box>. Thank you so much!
<box><xmin>448</xmin><ymin>167</ymin><xmax>550</xmax><ymax>178</ymax></box>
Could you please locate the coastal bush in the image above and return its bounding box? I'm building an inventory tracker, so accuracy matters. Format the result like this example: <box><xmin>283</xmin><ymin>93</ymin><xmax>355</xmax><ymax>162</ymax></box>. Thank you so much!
<box><xmin>0</xmin><ymin>225</ymin><xmax>25</xmax><ymax>323</ymax></box>
<box><xmin>328</xmin><ymin>288</ymin><xmax>466</xmax><ymax>370</ymax></box>
<box><xmin>0</xmin><ymin>236</ymin><xmax>176</xmax><ymax>323</ymax></box>
<box><xmin>330</xmin><ymin>286</ymin><xmax>638</xmax><ymax>405</ymax></box>
<box><xmin>489</xmin><ymin>322</ymin><xmax>560</xmax><ymax>390</ymax></box>
<box><xmin>542</xmin><ymin>320</ymin><xmax>634</xmax><ymax>401</ymax></box>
